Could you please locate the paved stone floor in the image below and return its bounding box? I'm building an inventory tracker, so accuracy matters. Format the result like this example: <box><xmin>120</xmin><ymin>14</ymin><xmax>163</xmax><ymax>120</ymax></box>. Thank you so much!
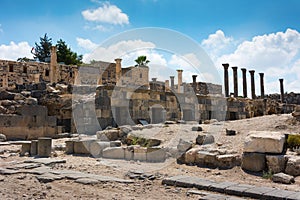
<box><xmin>162</xmin><ymin>175</ymin><xmax>300</xmax><ymax>200</ymax></box>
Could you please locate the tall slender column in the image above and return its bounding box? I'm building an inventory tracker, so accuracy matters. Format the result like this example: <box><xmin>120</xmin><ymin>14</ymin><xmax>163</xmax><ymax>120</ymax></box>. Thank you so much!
<box><xmin>115</xmin><ymin>58</ymin><xmax>122</xmax><ymax>84</ymax></box>
<box><xmin>259</xmin><ymin>73</ymin><xmax>265</xmax><ymax>99</ymax></box>
<box><xmin>249</xmin><ymin>70</ymin><xmax>256</xmax><ymax>99</ymax></box>
<box><xmin>177</xmin><ymin>69</ymin><xmax>183</xmax><ymax>93</ymax></box>
<box><xmin>232</xmin><ymin>66</ymin><xmax>238</xmax><ymax>97</ymax></box>
<box><xmin>279</xmin><ymin>78</ymin><xmax>284</xmax><ymax>103</ymax></box>
<box><xmin>222</xmin><ymin>63</ymin><xmax>229</xmax><ymax>97</ymax></box>
<box><xmin>241</xmin><ymin>68</ymin><xmax>247</xmax><ymax>98</ymax></box>
<box><xmin>165</xmin><ymin>80</ymin><xmax>170</xmax><ymax>91</ymax></box>
<box><xmin>170</xmin><ymin>76</ymin><xmax>175</xmax><ymax>91</ymax></box>
<box><xmin>50</xmin><ymin>46</ymin><xmax>57</xmax><ymax>83</ymax></box>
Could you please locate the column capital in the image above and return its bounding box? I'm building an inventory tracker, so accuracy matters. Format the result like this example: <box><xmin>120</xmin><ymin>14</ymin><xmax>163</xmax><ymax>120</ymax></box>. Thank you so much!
<box><xmin>232</xmin><ymin>66</ymin><xmax>238</xmax><ymax>70</ymax></box>
<box><xmin>222</xmin><ymin>63</ymin><xmax>229</xmax><ymax>69</ymax></box>
<box><xmin>249</xmin><ymin>70</ymin><xmax>255</xmax><ymax>74</ymax></box>
<box><xmin>176</xmin><ymin>69</ymin><xmax>183</xmax><ymax>72</ymax></box>
<box><xmin>279</xmin><ymin>78</ymin><xmax>284</xmax><ymax>82</ymax></box>
<box><xmin>241</xmin><ymin>68</ymin><xmax>247</xmax><ymax>72</ymax></box>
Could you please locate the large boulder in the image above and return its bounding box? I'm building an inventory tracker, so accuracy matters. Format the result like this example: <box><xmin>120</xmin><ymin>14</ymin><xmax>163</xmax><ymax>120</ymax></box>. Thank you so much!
<box><xmin>242</xmin><ymin>152</ymin><xmax>266</xmax><ymax>172</ymax></box>
<box><xmin>266</xmin><ymin>155</ymin><xmax>286</xmax><ymax>173</ymax></box>
<box><xmin>102</xmin><ymin>147</ymin><xmax>125</xmax><ymax>159</ymax></box>
<box><xmin>285</xmin><ymin>156</ymin><xmax>300</xmax><ymax>176</ymax></box>
<box><xmin>244</xmin><ymin>131</ymin><xmax>285</xmax><ymax>154</ymax></box>
<box><xmin>126</xmin><ymin>133</ymin><xmax>161</xmax><ymax>147</ymax></box>
<box><xmin>0</xmin><ymin>90</ymin><xmax>15</xmax><ymax>100</ymax></box>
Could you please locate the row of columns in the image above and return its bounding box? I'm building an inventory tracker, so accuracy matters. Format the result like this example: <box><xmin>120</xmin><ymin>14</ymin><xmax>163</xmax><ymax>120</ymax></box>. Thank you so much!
<box><xmin>223</xmin><ymin>64</ymin><xmax>285</xmax><ymax>102</ymax></box>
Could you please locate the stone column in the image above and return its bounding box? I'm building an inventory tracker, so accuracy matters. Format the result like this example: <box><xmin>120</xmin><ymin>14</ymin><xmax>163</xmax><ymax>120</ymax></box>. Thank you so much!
<box><xmin>177</xmin><ymin>69</ymin><xmax>183</xmax><ymax>93</ymax></box>
<box><xmin>30</xmin><ymin>140</ymin><xmax>38</xmax><ymax>156</ymax></box>
<box><xmin>2</xmin><ymin>73</ymin><xmax>8</xmax><ymax>88</ymax></box>
<box><xmin>192</xmin><ymin>75</ymin><xmax>198</xmax><ymax>91</ymax></box>
<box><xmin>241</xmin><ymin>68</ymin><xmax>247</xmax><ymax>98</ymax></box>
<box><xmin>50</xmin><ymin>46</ymin><xmax>57</xmax><ymax>84</ymax></box>
<box><xmin>152</xmin><ymin>78</ymin><xmax>157</xmax><ymax>90</ymax></box>
<box><xmin>279</xmin><ymin>78</ymin><xmax>284</xmax><ymax>103</ymax></box>
<box><xmin>74</xmin><ymin>68</ymin><xmax>79</xmax><ymax>85</ymax></box>
<box><xmin>115</xmin><ymin>58</ymin><xmax>122</xmax><ymax>84</ymax></box>
<box><xmin>170</xmin><ymin>76</ymin><xmax>175</xmax><ymax>91</ymax></box>
<box><xmin>222</xmin><ymin>63</ymin><xmax>229</xmax><ymax>97</ymax></box>
<box><xmin>232</xmin><ymin>66</ymin><xmax>238</xmax><ymax>97</ymax></box>
<box><xmin>38</xmin><ymin>137</ymin><xmax>52</xmax><ymax>157</ymax></box>
<box><xmin>259</xmin><ymin>73</ymin><xmax>265</xmax><ymax>99</ymax></box>
<box><xmin>165</xmin><ymin>80</ymin><xmax>170</xmax><ymax>91</ymax></box>
<box><xmin>249</xmin><ymin>70</ymin><xmax>256</xmax><ymax>99</ymax></box>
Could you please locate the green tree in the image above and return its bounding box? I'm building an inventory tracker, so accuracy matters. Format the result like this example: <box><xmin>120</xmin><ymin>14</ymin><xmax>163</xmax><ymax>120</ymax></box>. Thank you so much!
<box><xmin>17</xmin><ymin>57</ymin><xmax>31</xmax><ymax>62</ymax></box>
<box><xmin>56</xmin><ymin>39</ymin><xmax>82</xmax><ymax>65</ymax></box>
<box><xmin>135</xmin><ymin>55</ymin><xmax>150</xmax><ymax>67</ymax></box>
<box><xmin>32</xmin><ymin>33</ymin><xmax>52</xmax><ymax>62</ymax></box>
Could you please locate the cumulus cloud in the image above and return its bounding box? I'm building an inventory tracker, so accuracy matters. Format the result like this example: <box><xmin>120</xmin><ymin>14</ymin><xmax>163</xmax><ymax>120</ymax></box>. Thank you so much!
<box><xmin>82</xmin><ymin>3</ymin><xmax>129</xmax><ymax>25</ymax></box>
<box><xmin>207</xmin><ymin>29</ymin><xmax>300</xmax><ymax>94</ymax></box>
<box><xmin>83</xmin><ymin>39</ymin><xmax>156</xmax><ymax>63</ymax></box>
<box><xmin>0</xmin><ymin>41</ymin><xmax>33</xmax><ymax>61</ymax></box>
<box><xmin>76</xmin><ymin>37</ymin><xmax>98</xmax><ymax>51</ymax></box>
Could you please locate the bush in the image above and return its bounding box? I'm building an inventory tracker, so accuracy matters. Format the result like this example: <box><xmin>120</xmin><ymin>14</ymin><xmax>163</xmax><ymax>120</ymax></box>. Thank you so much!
<box><xmin>262</xmin><ymin>169</ymin><xmax>273</xmax><ymax>179</ymax></box>
<box><xmin>287</xmin><ymin>134</ymin><xmax>300</xmax><ymax>149</ymax></box>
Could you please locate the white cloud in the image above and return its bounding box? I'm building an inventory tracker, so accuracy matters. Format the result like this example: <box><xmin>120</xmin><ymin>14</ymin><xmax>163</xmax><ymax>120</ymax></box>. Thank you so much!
<box><xmin>83</xmin><ymin>39</ymin><xmax>156</xmax><ymax>63</ymax></box>
<box><xmin>202</xmin><ymin>28</ymin><xmax>300</xmax><ymax>94</ymax></box>
<box><xmin>76</xmin><ymin>37</ymin><xmax>98</xmax><ymax>51</ymax></box>
<box><xmin>216</xmin><ymin>29</ymin><xmax>300</xmax><ymax>71</ymax></box>
<box><xmin>0</xmin><ymin>41</ymin><xmax>33</xmax><ymax>61</ymax></box>
<box><xmin>201</xmin><ymin>30</ymin><xmax>234</xmax><ymax>59</ymax></box>
<box><xmin>168</xmin><ymin>53</ymin><xmax>201</xmax><ymax>70</ymax></box>
<box><xmin>82</xmin><ymin>3</ymin><xmax>129</xmax><ymax>25</ymax></box>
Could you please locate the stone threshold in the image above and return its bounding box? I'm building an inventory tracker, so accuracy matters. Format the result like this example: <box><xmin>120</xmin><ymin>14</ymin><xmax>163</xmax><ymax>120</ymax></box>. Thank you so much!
<box><xmin>162</xmin><ymin>175</ymin><xmax>300</xmax><ymax>200</ymax></box>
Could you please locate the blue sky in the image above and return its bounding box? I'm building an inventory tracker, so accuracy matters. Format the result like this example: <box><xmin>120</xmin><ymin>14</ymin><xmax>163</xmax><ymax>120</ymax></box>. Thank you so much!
<box><xmin>1</xmin><ymin>0</ymin><xmax>300</xmax><ymax>94</ymax></box>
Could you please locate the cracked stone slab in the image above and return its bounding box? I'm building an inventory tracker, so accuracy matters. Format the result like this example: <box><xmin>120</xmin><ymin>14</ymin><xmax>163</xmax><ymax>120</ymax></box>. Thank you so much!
<box><xmin>162</xmin><ymin>175</ymin><xmax>191</xmax><ymax>186</ymax></box>
<box><xmin>263</xmin><ymin>189</ymin><xmax>300</xmax><ymax>200</ymax></box>
<box><xmin>0</xmin><ymin>167</ymin><xmax>21</xmax><ymax>175</ymax></box>
<box><xmin>187</xmin><ymin>190</ymin><xmax>245</xmax><ymax>200</ymax></box>
<box><xmin>75</xmin><ymin>178</ymin><xmax>99</xmax><ymax>185</ymax></box>
<box><xmin>36</xmin><ymin>173</ymin><xmax>64</xmax><ymax>183</ymax></box>
<box><xmin>6</xmin><ymin>163</ymin><xmax>41</xmax><ymax>170</ymax></box>
<box><xmin>208</xmin><ymin>181</ymin><xmax>238</xmax><ymax>193</ymax></box>
<box><xmin>23</xmin><ymin>166</ymin><xmax>52</xmax><ymax>175</ymax></box>
<box><xmin>24</xmin><ymin>158</ymin><xmax>66</xmax><ymax>165</ymax></box>
<box><xmin>225</xmin><ymin>184</ymin><xmax>255</xmax><ymax>196</ymax></box>
<box><xmin>243</xmin><ymin>186</ymin><xmax>277</xmax><ymax>199</ymax></box>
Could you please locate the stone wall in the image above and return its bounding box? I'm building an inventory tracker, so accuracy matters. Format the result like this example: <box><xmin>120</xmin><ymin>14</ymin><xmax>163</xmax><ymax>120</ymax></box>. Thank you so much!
<box><xmin>0</xmin><ymin>105</ymin><xmax>56</xmax><ymax>140</ymax></box>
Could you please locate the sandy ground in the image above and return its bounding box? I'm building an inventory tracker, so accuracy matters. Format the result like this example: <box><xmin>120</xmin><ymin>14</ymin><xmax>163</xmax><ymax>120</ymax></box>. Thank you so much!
<box><xmin>0</xmin><ymin>114</ymin><xmax>299</xmax><ymax>199</ymax></box>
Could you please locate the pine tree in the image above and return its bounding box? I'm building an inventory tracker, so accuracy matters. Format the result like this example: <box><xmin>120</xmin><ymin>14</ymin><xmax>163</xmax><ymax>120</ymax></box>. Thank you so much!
<box><xmin>33</xmin><ymin>33</ymin><xmax>52</xmax><ymax>62</ymax></box>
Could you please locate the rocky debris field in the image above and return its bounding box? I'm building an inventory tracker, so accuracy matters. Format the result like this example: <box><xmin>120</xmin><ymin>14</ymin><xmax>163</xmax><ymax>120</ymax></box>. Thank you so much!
<box><xmin>0</xmin><ymin>114</ymin><xmax>300</xmax><ymax>199</ymax></box>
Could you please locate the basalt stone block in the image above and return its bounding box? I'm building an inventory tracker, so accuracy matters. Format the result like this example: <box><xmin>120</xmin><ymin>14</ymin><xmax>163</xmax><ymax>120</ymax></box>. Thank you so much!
<box><xmin>242</xmin><ymin>152</ymin><xmax>266</xmax><ymax>172</ymax></box>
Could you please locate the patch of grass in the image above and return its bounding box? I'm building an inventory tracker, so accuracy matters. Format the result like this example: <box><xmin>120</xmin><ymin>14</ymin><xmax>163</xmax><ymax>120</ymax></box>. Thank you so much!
<box><xmin>287</xmin><ymin>134</ymin><xmax>300</xmax><ymax>149</ymax></box>
<box><xmin>262</xmin><ymin>170</ymin><xmax>273</xmax><ymax>179</ymax></box>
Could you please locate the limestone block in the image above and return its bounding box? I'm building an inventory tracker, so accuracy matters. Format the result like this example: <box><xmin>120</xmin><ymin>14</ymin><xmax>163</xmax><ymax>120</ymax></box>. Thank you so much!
<box><xmin>20</xmin><ymin>142</ymin><xmax>31</xmax><ymax>156</ymax></box>
<box><xmin>30</xmin><ymin>140</ymin><xmax>38</xmax><ymax>156</ymax></box>
<box><xmin>244</xmin><ymin>131</ymin><xmax>285</xmax><ymax>153</ymax></box>
<box><xmin>285</xmin><ymin>156</ymin><xmax>300</xmax><ymax>176</ymax></box>
<box><xmin>96</xmin><ymin>129</ymin><xmax>120</xmax><ymax>141</ymax></box>
<box><xmin>102</xmin><ymin>147</ymin><xmax>125</xmax><ymax>159</ymax></box>
<box><xmin>125</xmin><ymin>146</ymin><xmax>134</xmax><ymax>160</ymax></box>
<box><xmin>272</xmin><ymin>173</ymin><xmax>295</xmax><ymax>184</ymax></box>
<box><xmin>217</xmin><ymin>154</ymin><xmax>241</xmax><ymax>169</ymax></box>
<box><xmin>38</xmin><ymin>137</ymin><xmax>52</xmax><ymax>157</ymax></box>
<box><xmin>195</xmin><ymin>151</ymin><xmax>218</xmax><ymax>167</ymax></box>
<box><xmin>133</xmin><ymin>146</ymin><xmax>147</xmax><ymax>161</ymax></box>
<box><xmin>242</xmin><ymin>152</ymin><xmax>266</xmax><ymax>172</ymax></box>
<box><xmin>266</xmin><ymin>155</ymin><xmax>286</xmax><ymax>173</ymax></box>
<box><xmin>196</xmin><ymin>134</ymin><xmax>215</xmax><ymax>145</ymax></box>
<box><xmin>147</xmin><ymin>147</ymin><xmax>166</xmax><ymax>162</ymax></box>
<box><xmin>65</xmin><ymin>140</ymin><xmax>74</xmax><ymax>154</ymax></box>
<box><xmin>73</xmin><ymin>140</ymin><xmax>93</xmax><ymax>155</ymax></box>
<box><xmin>89</xmin><ymin>141</ymin><xmax>110</xmax><ymax>157</ymax></box>
<box><xmin>177</xmin><ymin>139</ymin><xmax>192</xmax><ymax>152</ymax></box>
<box><xmin>184</xmin><ymin>147</ymin><xmax>202</xmax><ymax>164</ymax></box>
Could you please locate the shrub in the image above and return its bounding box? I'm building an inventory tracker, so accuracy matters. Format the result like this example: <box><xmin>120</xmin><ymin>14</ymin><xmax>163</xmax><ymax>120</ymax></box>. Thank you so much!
<box><xmin>287</xmin><ymin>134</ymin><xmax>300</xmax><ymax>149</ymax></box>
